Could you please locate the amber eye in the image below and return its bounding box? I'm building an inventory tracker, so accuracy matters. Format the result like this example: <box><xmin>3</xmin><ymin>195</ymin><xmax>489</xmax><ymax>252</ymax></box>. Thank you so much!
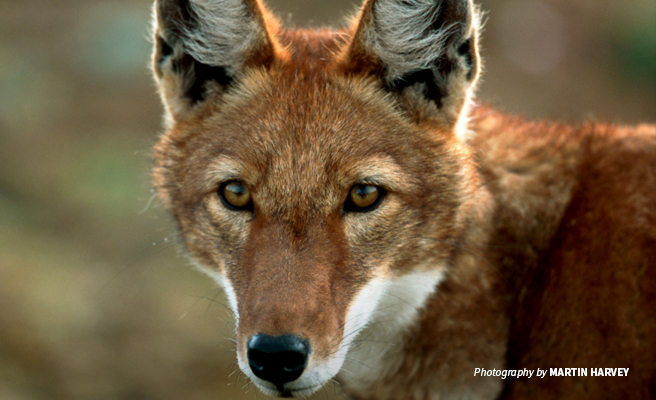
<box><xmin>219</xmin><ymin>181</ymin><xmax>253</xmax><ymax>211</ymax></box>
<box><xmin>344</xmin><ymin>184</ymin><xmax>385</xmax><ymax>212</ymax></box>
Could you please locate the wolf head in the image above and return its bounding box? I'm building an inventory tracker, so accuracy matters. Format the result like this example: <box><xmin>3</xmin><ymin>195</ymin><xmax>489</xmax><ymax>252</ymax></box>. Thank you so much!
<box><xmin>151</xmin><ymin>0</ymin><xmax>485</xmax><ymax>396</ymax></box>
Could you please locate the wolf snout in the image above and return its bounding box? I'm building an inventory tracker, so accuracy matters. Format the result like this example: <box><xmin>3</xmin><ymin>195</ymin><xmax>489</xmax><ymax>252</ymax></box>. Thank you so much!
<box><xmin>247</xmin><ymin>334</ymin><xmax>310</xmax><ymax>387</ymax></box>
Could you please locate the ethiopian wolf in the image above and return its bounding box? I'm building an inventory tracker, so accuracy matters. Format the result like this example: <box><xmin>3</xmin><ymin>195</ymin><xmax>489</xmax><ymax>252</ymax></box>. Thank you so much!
<box><xmin>150</xmin><ymin>0</ymin><xmax>656</xmax><ymax>398</ymax></box>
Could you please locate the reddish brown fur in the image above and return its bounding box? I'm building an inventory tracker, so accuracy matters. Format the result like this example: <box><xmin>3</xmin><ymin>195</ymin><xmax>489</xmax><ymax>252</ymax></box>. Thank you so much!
<box><xmin>464</xmin><ymin>108</ymin><xmax>655</xmax><ymax>399</ymax></box>
<box><xmin>151</xmin><ymin>0</ymin><xmax>656</xmax><ymax>398</ymax></box>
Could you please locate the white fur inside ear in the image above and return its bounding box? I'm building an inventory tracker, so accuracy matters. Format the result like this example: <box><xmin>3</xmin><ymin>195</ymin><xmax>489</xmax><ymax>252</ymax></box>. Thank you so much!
<box><xmin>368</xmin><ymin>0</ymin><xmax>482</xmax><ymax>83</ymax></box>
<box><xmin>368</xmin><ymin>0</ymin><xmax>455</xmax><ymax>82</ymax></box>
<box><xmin>364</xmin><ymin>0</ymin><xmax>483</xmax><ymax>141</ymax></box>
<box><xmin>157</xmin><ymin>0</ymin><xmax>263</xmax><ymax>72</ymax></box>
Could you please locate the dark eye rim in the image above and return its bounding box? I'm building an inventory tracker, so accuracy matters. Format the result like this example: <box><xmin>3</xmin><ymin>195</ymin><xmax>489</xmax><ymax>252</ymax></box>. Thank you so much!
<box><xmin>343</xmin><ymin>184</ymin><xmax>386</xmax><ymax>213</ymax></box>
<box><xmin>218</xmin><ymin>180</ymin><xmax>255</xmax><ymax>212</ymax></box>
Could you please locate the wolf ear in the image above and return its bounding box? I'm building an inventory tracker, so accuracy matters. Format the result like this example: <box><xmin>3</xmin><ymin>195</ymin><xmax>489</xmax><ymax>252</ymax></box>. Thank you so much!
<box><xmin>152</xmin><ymin>0</ymin><xmax>278</xmax><ymax>123</ymax></box>
<box><xmin>342</xmin><ymin>0</ymin><xmax>482</xmax><ymax>136</ymax></box>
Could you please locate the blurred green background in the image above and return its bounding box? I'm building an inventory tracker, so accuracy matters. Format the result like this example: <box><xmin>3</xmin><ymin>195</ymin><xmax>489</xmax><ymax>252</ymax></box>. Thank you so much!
<box><xmin>0</xmin><ymin>0</ymin><xmax>654</xmax><ymax>399</ymax></box>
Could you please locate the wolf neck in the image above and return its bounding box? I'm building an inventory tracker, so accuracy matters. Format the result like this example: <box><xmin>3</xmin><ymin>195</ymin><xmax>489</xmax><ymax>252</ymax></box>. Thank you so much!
<box><xmin>469</xmin><ymin>105</ymin><xmax>584</xmax><ymax>299</ymax></box>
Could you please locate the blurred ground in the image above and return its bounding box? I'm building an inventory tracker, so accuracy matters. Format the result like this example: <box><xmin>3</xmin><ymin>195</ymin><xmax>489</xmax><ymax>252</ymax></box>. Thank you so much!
<box><xmin>0</xmin><ymin>0</ymin><xmax>654</xmax><ymax>399</ymax></box>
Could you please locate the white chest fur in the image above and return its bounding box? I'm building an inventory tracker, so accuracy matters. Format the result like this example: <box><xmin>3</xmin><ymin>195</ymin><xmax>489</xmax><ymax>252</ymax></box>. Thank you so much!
<box><xmin>337</xmin><ymin>268</ymin><xmax>446</xmax><ymax>392</ymax></box>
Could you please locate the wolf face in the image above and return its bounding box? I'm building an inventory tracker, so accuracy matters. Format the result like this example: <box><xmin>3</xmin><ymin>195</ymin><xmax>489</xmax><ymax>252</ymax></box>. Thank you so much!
<box><xmin>151</xmin><ymin>0</ymin><xmax>491</xmax><ymax>397</ymax></box>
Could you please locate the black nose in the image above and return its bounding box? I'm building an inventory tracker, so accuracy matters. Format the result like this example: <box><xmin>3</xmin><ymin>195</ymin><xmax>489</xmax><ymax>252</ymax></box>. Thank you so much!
<box><xmin>247</xmin><ymin>334</ymin><xmax>310</xmax><ymax>386</ymax></box>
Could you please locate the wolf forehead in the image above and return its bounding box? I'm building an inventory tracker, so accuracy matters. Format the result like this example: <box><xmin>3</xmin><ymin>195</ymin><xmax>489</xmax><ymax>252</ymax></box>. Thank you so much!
<box><xmin>154</xmin><ymin>68</ymin><xmax>461</xmax><ymax>206</ymax></box>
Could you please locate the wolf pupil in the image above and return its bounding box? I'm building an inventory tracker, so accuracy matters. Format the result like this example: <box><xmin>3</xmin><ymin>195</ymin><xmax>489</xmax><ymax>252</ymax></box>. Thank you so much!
<box><xmin>347</xmin><ymin>185</ymin><xmax>382</xmax><ymax>211</ymax></box>
<box><xmin>220</xmin><ymin>181</ymin><xmax>252</xmax><ymax>210</ymax></box>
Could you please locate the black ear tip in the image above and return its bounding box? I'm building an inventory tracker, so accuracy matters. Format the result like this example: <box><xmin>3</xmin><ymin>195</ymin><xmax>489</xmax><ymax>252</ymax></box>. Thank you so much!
<box><xmin>160</xmin><ymin>38</ymin><xmax>174</xmax><ymax>57</ymax></box>
<box><xmin>456</xmin><ymin>38</ymin><xmax>475</xmax><ymax>81</ymax></box>
<box><xmin>457</xmin><ymin>38</ymin><xmax>471</xmax><ymax>56</ymax></box>
<box><xmin>388</xmin><ymin>68</ymin><xmax>446</xmax><ymax>107</ymax></box>
<box><xmin>155</xmin><ymin>36</ymin><xmax>175</xmax><ymax>72</ymax></box>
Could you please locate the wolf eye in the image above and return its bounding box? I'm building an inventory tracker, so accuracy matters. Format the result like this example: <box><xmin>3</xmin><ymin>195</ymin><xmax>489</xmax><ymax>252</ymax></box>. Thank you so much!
<box><xmin>344</xmin><ymin>185</ymin><xmax>385</xmax><ymax>212</ymax></box>
<box><xmin>219</xmin><ymin>181</ymin><xmax>253</xmax><ymax>211</ymax></box>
